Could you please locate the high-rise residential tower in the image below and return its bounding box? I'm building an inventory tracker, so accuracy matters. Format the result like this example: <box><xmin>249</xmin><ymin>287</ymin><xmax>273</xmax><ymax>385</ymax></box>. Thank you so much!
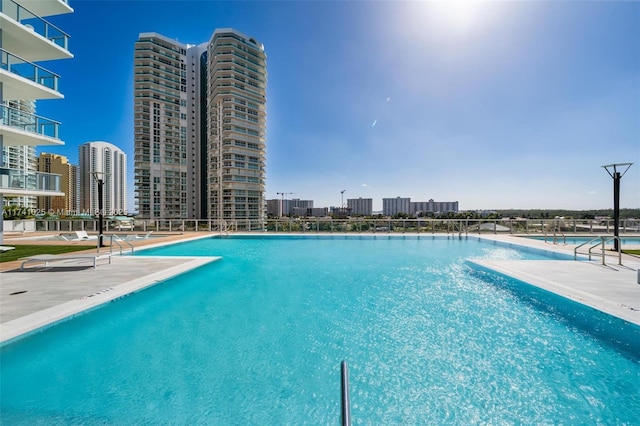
<box><xmin>348</xmin><ymin>198</ymin><xmax>373</xmax><ymax>216</ymax></box>
<box><xmin>37</xmin><ymin>153</ymin><xmax>78</xmax><ymax>214</ymax></box>
<box><xmin>79</xmin><ymin>141</ymin><xmax>127</xmax><ymax>215</ymax></box>
<box><xmin>133</xmin><ymin>29</ymin><xmax>267</xmax><ymax>228</ymax></box>
<box><xmin>0</xmin><ymin>0</ymin><xmax>73</xmax><ymax>241</ymax></box>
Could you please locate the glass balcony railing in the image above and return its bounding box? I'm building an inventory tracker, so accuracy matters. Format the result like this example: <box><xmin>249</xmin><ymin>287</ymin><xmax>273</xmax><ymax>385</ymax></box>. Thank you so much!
<box><xmin>0</xmin><ymin>104</ymin><xmax>60</xmax><ymax>139</ymax></box>
<box><xmin>0</xmin><ymin>48</ymin><xmax>59</xmax><ymax>92</ymax></box>
<box><xmin>0</xmin><ymin>167</ymin><xmax>61</xmax><ymax>193</ymax></box>
<box><xmin>0</xmin><ymin>0</ymin><xmax>70</xmax><ymax>51</ymax></box>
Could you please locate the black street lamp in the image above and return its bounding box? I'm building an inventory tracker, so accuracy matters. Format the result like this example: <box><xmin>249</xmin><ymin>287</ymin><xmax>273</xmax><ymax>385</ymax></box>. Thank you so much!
<box><xmin>90</xmin><ymin>172</ymin><xmax>105</xmax><ymax>248</ymax></box>
<box><xmin>602</xmin><ymin>163</ymin><xmax>633</xmax><ymax>252</ymax></box>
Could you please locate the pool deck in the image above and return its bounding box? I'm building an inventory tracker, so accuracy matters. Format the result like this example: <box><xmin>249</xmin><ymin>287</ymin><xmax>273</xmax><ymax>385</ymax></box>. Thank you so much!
<box><xmin>1</xmin><ymin>232</ymin><xmax>639</xmax><ymax>344</ymax></box>
<box><xmin>470</xmin><ymin>235</ymin><xmax>640</xmax><ymax>326</ymax></box>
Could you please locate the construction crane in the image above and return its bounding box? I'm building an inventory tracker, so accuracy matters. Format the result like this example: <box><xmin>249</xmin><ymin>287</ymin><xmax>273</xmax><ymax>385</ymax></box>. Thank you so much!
<box><xmin>276</xmin><ymin>192</ymin><xmax>294</xmax><ymax>217</ymax></box>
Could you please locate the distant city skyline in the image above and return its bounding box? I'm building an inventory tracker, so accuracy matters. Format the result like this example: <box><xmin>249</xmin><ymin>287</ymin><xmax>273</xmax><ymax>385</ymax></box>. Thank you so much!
<box><xmin>36</xmin><ymin>1</ymin><xmax>640</xmax><ymax>212</ymax></box>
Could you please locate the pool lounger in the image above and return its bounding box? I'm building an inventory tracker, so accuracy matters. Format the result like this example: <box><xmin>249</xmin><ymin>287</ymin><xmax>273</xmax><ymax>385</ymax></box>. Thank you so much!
<box><xmin>20</xmin><ymin>253</ymin><xmax>112</xmax><ymax>270</ymax></box>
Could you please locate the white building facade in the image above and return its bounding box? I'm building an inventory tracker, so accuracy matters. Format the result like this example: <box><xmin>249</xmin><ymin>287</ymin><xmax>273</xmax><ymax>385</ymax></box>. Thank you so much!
<box><xmin>79</xmin><ymin>141</ymin><xmax>127</xmax><ymax>215</ymax></box>
<box><xmin>0</xmin><ymin>0</ymin><xmax>73</xmax><ymax>241</ymax></box>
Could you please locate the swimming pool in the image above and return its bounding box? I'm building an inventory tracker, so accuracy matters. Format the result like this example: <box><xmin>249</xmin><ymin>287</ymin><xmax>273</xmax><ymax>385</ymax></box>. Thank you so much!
<box><xmin>1</xmin><ymin>236</ymin><xmax>638</xmax><ymax>424</ymax></box>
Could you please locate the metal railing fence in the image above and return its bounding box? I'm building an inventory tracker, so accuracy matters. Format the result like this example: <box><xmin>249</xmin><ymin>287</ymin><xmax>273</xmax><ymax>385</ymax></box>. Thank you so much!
<box><xmin>19</xmin><ymin>217</ymin><xmax>640</xmax><ymax>235</ymax></box>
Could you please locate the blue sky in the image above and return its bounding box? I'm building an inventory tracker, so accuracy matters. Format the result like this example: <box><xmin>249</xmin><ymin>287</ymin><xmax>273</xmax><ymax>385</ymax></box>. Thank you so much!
<box><xmin>38</xmin><ymin>0</ymin><xmax>640</xmax><ymax>212</ymax></box>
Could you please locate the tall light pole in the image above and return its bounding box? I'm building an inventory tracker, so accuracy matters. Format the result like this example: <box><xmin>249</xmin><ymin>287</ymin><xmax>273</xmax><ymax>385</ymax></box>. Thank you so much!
<box><xmin>341</xmin><ymin>189</ymin><xmax>346</xmax><ymax>209</ymax></box>
<box><xmin>90</xmin><ymin>171</ymin><xmax>105</xmax><ymax>248</ymax></box>
<box><xmin>602</xmin><ymin>163</ymin><xmax>633</xmax><ymax>252</ymax></box>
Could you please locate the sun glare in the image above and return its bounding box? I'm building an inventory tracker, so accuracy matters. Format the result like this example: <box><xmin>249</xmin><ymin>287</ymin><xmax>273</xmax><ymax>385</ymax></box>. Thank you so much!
<box><xmin>431</xmin><ymin>0</ymin><xmax>487</xmax><ymax>34</ymax></box>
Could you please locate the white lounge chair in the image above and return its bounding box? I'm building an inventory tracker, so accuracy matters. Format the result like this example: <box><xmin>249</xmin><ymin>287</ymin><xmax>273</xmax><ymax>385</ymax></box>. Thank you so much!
<box><xmin>20</xmin><ymin>253</ymin><xmax>111</xmax><ymax>270</ymax></box>
<box><xmin>0</xmin><ymin>246</ymin><xmax>15</xmax><ymax>253</ymax></box>
<box><xmin>72</xmin><ymin>231</ymin><xmax>98</xmax><ymax>241</ymax></box>
<box><xmin>121</xmin><ymin>231</ymin><xmax>153</xmax><ymax>241</ymax></box>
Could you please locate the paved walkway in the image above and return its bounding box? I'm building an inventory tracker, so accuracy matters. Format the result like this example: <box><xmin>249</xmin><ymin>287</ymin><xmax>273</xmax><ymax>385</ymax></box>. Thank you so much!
<box><xmin>472</xmin><ymin>234</ymin><xmax>640</xmax><ymax>325</ymax></box>
<box><xmin>1</xmin><ymin>232</ymin><xmax>639</xmax><ymax>344</ymax></box>
<box><xmin>0</xmin><ymin>232</ymin><xmax>215</xmax><ymax>343</ymax></box>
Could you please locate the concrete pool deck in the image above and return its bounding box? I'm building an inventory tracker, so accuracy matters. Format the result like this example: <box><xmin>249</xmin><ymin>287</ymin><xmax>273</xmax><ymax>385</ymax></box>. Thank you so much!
<box><xmin>0</xmin><ymin>232</ymin><xmax>639</xmax><ymax>344</ymax></box>
<box><xmin>473</xmin><ymin>234</ymin><xmax>640</xmax><ymax>326</ymax></box>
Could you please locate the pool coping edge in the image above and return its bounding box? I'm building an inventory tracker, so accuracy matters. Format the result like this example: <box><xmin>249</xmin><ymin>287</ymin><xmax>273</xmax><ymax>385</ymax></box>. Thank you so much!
<box><xmin>0</xmin><ymin>256</ymin><xmax>221</xmax><ymax>345</ymax></box>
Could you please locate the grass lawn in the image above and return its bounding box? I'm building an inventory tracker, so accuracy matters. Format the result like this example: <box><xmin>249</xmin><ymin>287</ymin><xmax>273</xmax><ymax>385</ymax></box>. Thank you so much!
<box><xmin>623</xmin><ymin>249</ymin><xmax>640</xmax><ymax>256</ymax></box>
<box><xmin>0</xmin><ymin>245</ymin><xmax>94</xmax><ymax>263</ymax></box>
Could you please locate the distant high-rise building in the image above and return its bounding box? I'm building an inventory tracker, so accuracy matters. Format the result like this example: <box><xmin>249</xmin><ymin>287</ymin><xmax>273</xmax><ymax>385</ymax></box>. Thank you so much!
<box><xmin>133</xmin><ymin>29</ymin><xmax>267</xmax><ymax>227</ymax></box>
<box><xmin>37</xmin><ymin>153</ymin><xmax>78</xmax><ymax>214</ymax></box>
<box><xmin>383</xmin><ymin>197</ymin><xmax>411</xmax><ymax>216</ymax></box>
<box><xmin>79</xmin><ymin>141</ymin><xmax>127</xmax><ymax>215</ymax></box>
<box><xmin>348</xmin><ymin>198</ymin><xmax>373</xmax><ymax>216</ymax></box>
<box><xmin>411</xmin><ymin>199</ymin><xmax>459</xmax><ymax>214</ymax></box>
<box><xmin>267</xmin><ymin>198</ymin><xmax>313</xmax><ymax>216</ymax></box>
<box><xmin>0</xmin><ymin>0</ymin><xmax>73</xmax><ymax>242</ymax></box>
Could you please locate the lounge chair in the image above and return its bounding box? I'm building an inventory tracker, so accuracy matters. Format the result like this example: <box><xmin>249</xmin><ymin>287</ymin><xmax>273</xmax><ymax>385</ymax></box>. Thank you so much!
<box><xmin>72</xmin><ymin>231</ymin><xmax>98</xmax><ymax>241</ymax></box>
<box><xmin>20</xmin><ymin>253</ymin><xmax>111</xmax><ymax>270</ymax></box>
<box><xmin>0</xmin><ymin>246</ymin><xmax>15</xmax><ymax>253</ymax></box>
<box><xmin>121</xmin><ymin>231</ymin><xmax>153</xmax><ymax>241</ymax></box>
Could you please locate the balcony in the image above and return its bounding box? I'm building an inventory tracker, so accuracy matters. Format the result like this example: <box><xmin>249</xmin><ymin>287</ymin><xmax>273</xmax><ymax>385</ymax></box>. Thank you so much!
<box><xmin>12</xmin><ymin>0</ymin><xmax>73</xmax><ymax>18</ymax></box>
<box><xmin>0</xmin><ymin>104</ymin><xmax>62</xmax><ymax>146</ymax></box>
<box><xmin>0</xmin><ymin>0</ymin><xmax>72</xmax><ymax>62</ymax></box>
<box><xmin>0</xmin><ymin>49</ymin><xmax>61</xmax><ymax>100</ymax></box>
<box><xmin>0</xmin><ymin>167</ymin><xmax>62</xmax><ymax>197</ymax></box>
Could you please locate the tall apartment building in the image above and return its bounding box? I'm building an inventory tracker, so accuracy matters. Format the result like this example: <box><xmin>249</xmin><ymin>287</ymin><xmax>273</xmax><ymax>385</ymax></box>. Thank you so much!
<box><xmin>37</xmin><ymin>153</ymin><xmax>78</xmax><ymax>214</ymax></box>
<box><xmin>266</xmin><ymin>198</ymin><xmax>313</xmax><ymax>216</ymax></box>
<box><xmin>0</xmin><ymin>0</ymin><xmax>73</xmax><ymax>242</ymax></box>
<box><xmin>134</xmin><ymin>29</ymin><xmax>267</xmax><ymax>227</ymax></box>
<box><xmin>383</xmin><ymin>197</ymin><xmax>411</xmax><ymax>216</ymax></box>
<box><xmin>79</xmin><ymin>141</ymin><xmax>127</xmax><ymax>215</ymax></box>
<box><xmin>347</xmin><ymin>198</ymin><xmax>373</xmax><ymax>216</ymax></box>
<box><xmin>411</xmin><ymin>199</ymin><xmax>459</xmax><ymax>214</ymax></box>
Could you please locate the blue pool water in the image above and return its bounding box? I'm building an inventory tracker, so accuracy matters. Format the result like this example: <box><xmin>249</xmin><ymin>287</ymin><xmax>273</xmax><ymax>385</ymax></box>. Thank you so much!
<box><xmin>1</xmin><ymin>236</ymin><xmax>638</xmax><ymax>424</ymax></box>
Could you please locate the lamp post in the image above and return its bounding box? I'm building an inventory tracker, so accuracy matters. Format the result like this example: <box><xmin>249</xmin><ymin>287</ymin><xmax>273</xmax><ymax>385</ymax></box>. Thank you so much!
<box><xmin>90</xmin><ymin>172</ymin><xmax>105</xmax><ymax>248</ymax></box>
<box><xmin>602</xmin><ymin>163</ymin><xmax>633</xmax><ymax>252</ymax></box>
<box><xmin>341</xmin><ymin>189</ymin><xmax>346</xmax><ymax>209</ymax></box>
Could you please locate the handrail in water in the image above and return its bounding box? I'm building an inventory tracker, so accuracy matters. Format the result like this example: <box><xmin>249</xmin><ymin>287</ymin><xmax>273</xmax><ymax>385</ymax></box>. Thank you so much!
<box><xmin>341</xmin><ymin>360</ymin><xmax>351</xmax><ymax>426</ymax></box>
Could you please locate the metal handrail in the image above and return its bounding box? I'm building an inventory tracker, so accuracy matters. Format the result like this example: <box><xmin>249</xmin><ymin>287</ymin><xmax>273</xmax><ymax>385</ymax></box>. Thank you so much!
<box><xmin>553</xmin><ymin>231</ymin><xmax>566</xmax><ymax>245</ymax></box>
<box><xmin>341</xmin><ymin>360</ymin><xmax>351</xmax><ymax>426</ymax></box>
<box><xmin>108</xmin><ymin>235</ymin><xmax>134</xmax><ymax>256</ymax></box>
<box><xmin>601</xmin><ymin>236</ymin><xmax>622</xmax><ymax>266</ymax></box>
<box><xmin>574</xmin><ymin>236</ymin><xmax>603</xmax><ymax>260</ymax></box>
<box><xmin>574</xmin><ymin>236</ymin><xmax>622</xmax><ymax>265</ymax></box>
